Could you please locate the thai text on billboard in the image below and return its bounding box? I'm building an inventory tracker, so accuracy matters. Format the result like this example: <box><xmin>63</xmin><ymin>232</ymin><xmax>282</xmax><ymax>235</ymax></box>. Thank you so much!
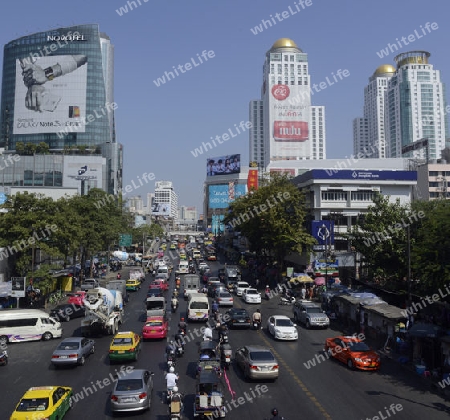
<box><xmin>13</xmin><ymin>55</ymin><xmax>88</xmax><ymax>135</ymax></box>
<box><xmin>266</xmin><ymin>82</ymin><xmax>311</xmax><ymax>159</ymax></box>
<box><xmin>207</xmin><ymin>154</ymin><xmax>241</xmax><ymax>176</ymax></box>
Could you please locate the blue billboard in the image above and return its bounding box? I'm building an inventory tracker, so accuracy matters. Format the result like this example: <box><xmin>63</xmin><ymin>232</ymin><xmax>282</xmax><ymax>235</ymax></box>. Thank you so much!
<box><xmin>311</xmin><ymin>220</ymin><xmax>334</xmax><ymax>246</ymax></box>
<box><xmin>209</xmin><ymin>184</ymin><xmax>247</xmax><ymax>209</ymax></box>
<box><xmin>296</xmin><ymin>169</ymin><xmax>417</xmax><ymax>183</ymax></box>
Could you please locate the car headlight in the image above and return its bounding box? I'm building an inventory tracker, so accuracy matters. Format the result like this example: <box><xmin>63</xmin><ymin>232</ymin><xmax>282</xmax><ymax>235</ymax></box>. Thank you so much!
<box><xmin>354</xmin><ymin>358</ymin><xmax>362</xmax><ymax>362</ymax></box>
<box><xmin>274</xmin><ymin>328</ymin><xmax>281</xmax><ymax>334</ymax></box>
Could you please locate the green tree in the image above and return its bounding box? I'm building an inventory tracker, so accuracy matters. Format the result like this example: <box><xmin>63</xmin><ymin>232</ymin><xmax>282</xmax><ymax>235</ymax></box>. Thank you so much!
<box><xmin>24</xmin><ymin>143</ymin><xmax>37</xmax><ymax>155</ymax></box>
<box><xmin>37</xmin><ymin>142</ymin><xmax>50</xmax><ymax>154</ymax></box>
<box><xmin>15</xmin><ymin>142</ymin><xmax>25</xmax><ymax>155</ymax></box>
<box><xmin>348</xmin><ymin>194</ymin><xmax>414</xmax><ymax>285</ymax></box>
<box><xmin>224</xmin><ymin>174</ymin><xmax>315</xmax><ymax>274</ymax></box>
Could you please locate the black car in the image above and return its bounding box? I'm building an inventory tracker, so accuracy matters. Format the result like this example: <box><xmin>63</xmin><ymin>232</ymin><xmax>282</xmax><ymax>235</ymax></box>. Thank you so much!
<box><xmin>147</xmin><ymin>288</ymin><xmax>164</xmax><ymax>298</ymax></box>
<box><xmin>225</xmin><ymin>308</ymin><xmax>251</xmax><ymax>329</ymax></box>
<box><xmin>50</xmin><ymin>304</ymin><xmax>85</xmax><ymax>322</ymax></box>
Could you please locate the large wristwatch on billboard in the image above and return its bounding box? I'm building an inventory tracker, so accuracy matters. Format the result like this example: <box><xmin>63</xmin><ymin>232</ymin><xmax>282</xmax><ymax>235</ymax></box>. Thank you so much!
<box><xmin>44</xmin><ymin>67</ymin><xmax>55</xmax><ymax>81</ymax></box>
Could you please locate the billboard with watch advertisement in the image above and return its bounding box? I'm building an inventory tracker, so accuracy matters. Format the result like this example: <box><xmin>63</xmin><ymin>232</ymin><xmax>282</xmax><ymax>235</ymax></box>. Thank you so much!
<box><xmin>265</xmin><ymin>82</ymin><xmax>311</xmax><ymax>159</ymax></box>
<box><xmin>208</xmin><ymin>184</ymin><xmax>247</xmax><ymax>209</ymax></box>
<box><xmin>152</xmin><ymin>203</ymin><xmax>171</xmax><ymax>216</ymax></box>
<box><xmin>13</xmin><ymin>54</ymin><xmax>88</xmax><ymax>135</ymax></box>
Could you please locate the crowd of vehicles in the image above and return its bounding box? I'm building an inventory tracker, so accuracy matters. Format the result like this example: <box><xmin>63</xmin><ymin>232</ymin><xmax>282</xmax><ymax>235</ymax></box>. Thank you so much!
<box><xmin>4</xmin><ymin>234</ymin><xmax>382</xmax><ymax>419</ymax></box>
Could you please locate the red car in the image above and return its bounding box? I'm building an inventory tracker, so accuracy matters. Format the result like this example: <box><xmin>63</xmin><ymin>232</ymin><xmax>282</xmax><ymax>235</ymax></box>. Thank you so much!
<box><xmin>150</xmin><ymin>279</ymin><xmax>168</xmax><ymax>291</ymax></box>
<box><xmin>142</xmin><ymin>316</ymin><xmax>168</xmax><ymax>339</ymax></box>
<box><xmin>67</xmin><ymin>291</ymin><xmax>86</xmax><ymax>306</ymax></box>
<box><xmin>324</xmin><ymin>335</ymin><xmax>381</xmax><ymax>371</ymax></box>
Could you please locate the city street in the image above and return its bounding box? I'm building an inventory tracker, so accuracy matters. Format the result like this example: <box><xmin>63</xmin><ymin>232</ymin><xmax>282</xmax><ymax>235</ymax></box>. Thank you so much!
<box><xmin>1</xmin><ymin>256</ymin><xmax>450</xmax><ymax>420</ymax></box>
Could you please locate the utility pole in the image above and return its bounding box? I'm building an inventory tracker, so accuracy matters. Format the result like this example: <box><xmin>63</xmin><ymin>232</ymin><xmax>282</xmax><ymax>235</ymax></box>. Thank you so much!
<box><xmin>407</xmin><ymin>225</ymin><xmax>412</xmax><ymax>304</ymax></box>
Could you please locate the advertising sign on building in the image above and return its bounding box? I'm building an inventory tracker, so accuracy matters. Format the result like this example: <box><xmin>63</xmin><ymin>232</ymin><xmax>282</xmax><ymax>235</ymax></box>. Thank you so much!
<box><xmin>267</xmin><ymin>83</ymin><xmax>311</xmax><ymax>159</ymax></box>
<box><xmin>208</xmin><ymin>184</ymin><xmax>246</xmax><ymax>209</ymax></box>
<box><xmin>311</xmin><ymin>220</ymin><xmax>335</xmax><ymax>246</ymax></box>
<box><xmin>13</xmin><ymin>55</ymin><xmax>88</xmax><ymax>135</ymax></box>
<box><xmin>247</xmin><ymin>169</ymin><xmax>258</xmax><ymax>191</ymax></box>
<box><xmin>152</xmin><ymin>203</ymin><xmax>171</xmax><ymax>216</ymax></box>
<box><xmin>10</xmin><ymin>277</ymin><xmax>26</xmax><ymax>298</ymax></box>
<box><xmin>206</xmin><ymin>154</ymin><xmax>241</xmax><ymax>176</ymax></box>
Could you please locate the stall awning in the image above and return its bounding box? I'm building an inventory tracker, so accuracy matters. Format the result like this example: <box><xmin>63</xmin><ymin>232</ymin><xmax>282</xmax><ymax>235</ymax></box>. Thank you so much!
<box><xmin>407</xmin><ymin>323</ymin><xmax>442</xmax><ymax>338</ymax></box>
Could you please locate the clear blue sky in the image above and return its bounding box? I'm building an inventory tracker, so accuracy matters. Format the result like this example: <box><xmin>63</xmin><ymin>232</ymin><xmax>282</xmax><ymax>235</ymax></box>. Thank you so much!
<box><xmin>1</xmin><ymin>0</ymin><xmax>449</xmax><ymax>212</ymax></box>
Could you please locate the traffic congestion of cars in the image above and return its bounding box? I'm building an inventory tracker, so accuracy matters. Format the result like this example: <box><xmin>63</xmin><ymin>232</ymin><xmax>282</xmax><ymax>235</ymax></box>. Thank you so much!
<box><xmin>4</xmin><ymin>233</ymin><xmax>390</xmax><ymax>419</ymax></box>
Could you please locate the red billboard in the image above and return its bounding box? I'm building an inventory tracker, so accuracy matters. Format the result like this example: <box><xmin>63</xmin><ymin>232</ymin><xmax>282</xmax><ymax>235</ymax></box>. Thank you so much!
<box><xmin>247</xmin><ymin>169</ymin><xmax>258</xmax><ymax>191</ymax></box>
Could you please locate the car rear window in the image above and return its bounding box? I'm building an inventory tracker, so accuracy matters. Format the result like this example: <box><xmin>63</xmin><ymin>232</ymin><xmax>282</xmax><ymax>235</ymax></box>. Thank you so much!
<box><xmin>306</xmin><ymin>307</ymin><xmax>323</xmax><ymax>314</ymax></box>
<box><xmin>219</xmin><ymin>292</ymin><xmax>231</xmax><ymax>298</ymax></box>
<box><xmin>190</xmin><ymin>301</ymin><xmax>208</xmax><ymax>310</ymax></box>
<box><xmin>17</xmin><ymin>398</ymin><xmax>49</xmax><ymax>411</ymax></box>
<box><xmin>113</xmin><ymin>338</ymin><xmax>132</xmax><ymax>345</ymax></box>
<box><xmin>250</xmin><ymin>351</ymin><xmax>275</xmax><ymax>361</ymax></box>
<box><xmin>115</xmin><ymin>379</ymin><xmax>143</xmax><ymax>391</ymax></box>
<box><xmin>146</xmin><ymin>321</ymin><xmax>163</xmax><ymax>327</ymax></box>
<box><xmin>57</xmin><ymin>342</ymin><xmax>80</xmax><ymax>350</ymax></box>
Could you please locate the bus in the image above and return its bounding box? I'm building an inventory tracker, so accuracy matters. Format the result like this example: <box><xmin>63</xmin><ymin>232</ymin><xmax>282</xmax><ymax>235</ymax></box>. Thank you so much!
<box><xmin>0</xmin><ymin>309</ymin><xmax>63</xmax><ymax>346</ymax></box>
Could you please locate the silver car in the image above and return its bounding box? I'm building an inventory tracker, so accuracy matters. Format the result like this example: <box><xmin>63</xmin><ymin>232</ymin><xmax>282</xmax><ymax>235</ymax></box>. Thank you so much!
<box><xmin>215</xmin><ymin>290</ymin><xmax>234</xmax><ymax>306</ymax></box>
<box><xmin>235</xmin><ymin>345</ymin><xmax>279</xmax><ymax>381</ymax></box>
<box><xmin>51</xmin><ymin>337</ymin><xmax>95</xmax><ymax>367</ymax></box>
<box><xmin>110</xmin><ymin>369</ymin><xmax>154</xmax><ymax>413</ymax></box>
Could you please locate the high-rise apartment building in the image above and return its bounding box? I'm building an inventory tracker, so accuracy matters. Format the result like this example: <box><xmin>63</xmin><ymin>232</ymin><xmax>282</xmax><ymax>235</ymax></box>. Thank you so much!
<box><xmin>353</xmin><ymin>64</ymin><xmax>395</xmax><ymax>159</ymax></box>
<box><xmin>385</xmin><ymin>51</ymin><xmax>448</xmax><ymax>160</ymax></box>
<box><xmin>249</xmin><ymin>38</ymin><xmax>326</xmax><ymax>169</ymax></box>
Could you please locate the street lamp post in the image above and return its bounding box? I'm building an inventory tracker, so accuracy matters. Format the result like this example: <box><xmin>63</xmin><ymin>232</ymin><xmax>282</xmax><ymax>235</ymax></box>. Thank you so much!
<box><xmin>407</xmin><ymin>224</ymin><xmax>412</xmax><ymax>304</ymax></box>
<box><xmin>321</xmin><ymin>223</ymin><xmax>328</xmax><ymax>291</ymax></box>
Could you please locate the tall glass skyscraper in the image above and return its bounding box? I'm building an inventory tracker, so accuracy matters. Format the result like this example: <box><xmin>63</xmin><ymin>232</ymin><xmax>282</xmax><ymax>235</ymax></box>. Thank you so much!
<box><xmin>385</xmin><ymin>51</ymin><xmax>448</xmax><ymax>160</ymax></box>
<box><xmin>0</xmin><ymin>24</ymin><xmax>122</xmax><ymax>195</ymax></box>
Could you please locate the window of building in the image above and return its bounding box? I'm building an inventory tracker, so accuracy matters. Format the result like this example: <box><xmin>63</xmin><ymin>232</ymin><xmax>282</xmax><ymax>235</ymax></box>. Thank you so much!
<box><xmin>350</xmin><ymin>191</ymin><xmax>376</xmax><ymax>201</ymax></box>
<box><xmin>321</xmin><ymin>191</ymin><xmax>348</xmax><ymax>201</ymax></box>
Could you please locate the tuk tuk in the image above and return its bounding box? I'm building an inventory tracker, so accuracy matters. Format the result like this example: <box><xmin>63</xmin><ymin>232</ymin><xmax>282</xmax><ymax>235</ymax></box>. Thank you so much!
<box><xmin>193</xmin><ymin>371</ymin><xmax>226</xmax><ymax>418</ymax></box>
<box><xmin>197</xmin><ymin>341</ymin><xmax>221</xmax><ymax>377</ymax></box>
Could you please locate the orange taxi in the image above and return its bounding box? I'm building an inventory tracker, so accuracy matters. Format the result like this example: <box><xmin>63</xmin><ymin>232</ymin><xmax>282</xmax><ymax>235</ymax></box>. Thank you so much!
<box><xmin>324</xmin><ymin>336</ymin><xmax>380</xmax><ymax>371</ymax></box>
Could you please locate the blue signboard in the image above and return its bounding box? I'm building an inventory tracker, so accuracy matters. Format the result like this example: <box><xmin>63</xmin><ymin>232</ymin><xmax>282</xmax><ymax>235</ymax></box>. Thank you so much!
<box><xmin>0</xmin><ymin>193</ymin><xmax>6</xmax><ymax>205</ymax></box>
<box><xmin>208</xmin><ymin>184</ymin><xmax>247</xmax><ymax>209</ymax></box>
<box><xmin>296</xmin><ymin>169</ymin><xmax>417</xmax><ymax>183</ymax></box>
<box><xmin>311</xmin><ymin>220</ymin><xmax>334</xmax><ymax>246</ymax></box>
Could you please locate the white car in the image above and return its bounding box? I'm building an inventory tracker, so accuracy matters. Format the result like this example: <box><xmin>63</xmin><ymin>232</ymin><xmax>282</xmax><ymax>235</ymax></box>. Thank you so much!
<box><xmin>198</xmin><ymin>262</ymin><xmax>210</xmax><ymax>271</ymax></box>
<box><xmin>266</xmin><ymin>315</ymin><xmax>298</xmax><ymax>341</ymax></box>
<box><xmin>234</xmin><ymin>281</ymin><xmax>250</xmax><ymax>296</ymax></box>
<box><xmin>243</xmin><ymin>288</ymin><xmax>261</xmax><ymax>304</ymax></box>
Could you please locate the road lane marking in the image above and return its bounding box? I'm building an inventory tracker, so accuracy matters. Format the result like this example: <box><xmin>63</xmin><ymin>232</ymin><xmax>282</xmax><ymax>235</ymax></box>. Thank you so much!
<box><xmin>258</xmin><ymin>331</ymin><xmax>332</xmax><ymax>420</ymax></box>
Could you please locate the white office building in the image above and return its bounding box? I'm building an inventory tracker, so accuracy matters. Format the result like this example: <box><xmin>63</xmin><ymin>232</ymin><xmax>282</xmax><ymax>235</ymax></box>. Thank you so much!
<box><xmin>353</xmin><ymin>64</ymin><xmax>395</xmax><ymax>159</ymax></box>
<box><xmin>249</xmin><ymin>38</ymin><xmax>326</xmax><ymax>170</ymax></box>
<box><xmin>386</xmin><ymin>51</ymin><xmax>448</xmax><ymax>160</ymax></box>
<box><xmin>153</xmin><ymin>181</ymin><xmax>178</xmax><ymax>219</ymax></box>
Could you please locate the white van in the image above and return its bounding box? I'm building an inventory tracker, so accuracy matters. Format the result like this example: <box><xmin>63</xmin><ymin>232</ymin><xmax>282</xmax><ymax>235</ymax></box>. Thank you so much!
<box><xmin>157</xmin><ymin>265</ymin><xmax>170</xmax><ymax>280</ymax></box>
<box><xmin>187</xmin><ymin>293</ymin><xmax>209</xmax><ymax>322</ymax></box>
<box><xmin>0</xmin><ymin>309</ymin><xmax>63</xmax><ymax>345</ymax></box>
<box><xmin>176</xmin><ymin>260</ymin><xmax>189</xmax><ymax>275</ymax></box>
<box><xmin>193</xmin><ymin>250</ymin><xmax>201</xmax><ymax>260</ymax></box>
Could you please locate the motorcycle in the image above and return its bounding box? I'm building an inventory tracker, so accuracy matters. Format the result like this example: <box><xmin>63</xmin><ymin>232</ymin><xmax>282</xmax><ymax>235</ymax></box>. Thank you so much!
<box><xmin>0</xmin><ymin>349</ymin><xmax>8</xmax><ymax>366</ymax></box>
<box><xmin>279</xmin><ymin>296</ymin><xmax>295</xmax><ymax>305</ymax></box>
<box><xmin>116</xmin><ymin>273</ymin><xmax>121</xmax><ymax>279</ymax></box>
<box><xmin>167</xmin><ymin>349</ymin><xmax>176</xmax><ymax>369</ymax></box>
<box><xmin>171</xmin><ymin>299</ymin><xmax>178</xmax><ymax>313</ymax></box>
<box><xmin>220</xmin><ymin>343</ymin><xmax>232</xmax><ymax>369</ymax></box>
<box><xmin>264</xmin><ymin>288</ymin><xmax>271</xmax><ymax>300</ymax></box>
<box><xmin>169</xmin><ymin>390</ymin><xmax>184</xmax><ymax>419</ymax></box>
<box><xmin>252</xmin><ymin>320</ymin><xmax>261</xmax><ymax>330</ymax></box>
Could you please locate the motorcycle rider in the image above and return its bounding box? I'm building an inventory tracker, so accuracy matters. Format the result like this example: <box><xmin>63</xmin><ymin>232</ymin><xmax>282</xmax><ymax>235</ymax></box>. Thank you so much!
<box><xmin>165</xmin><ymin>366</ymin><xmax>179</xmax><ymax>396</ymax></box>
<box><xmin>270</xmin><ymin>407</ymin><xmax>285</xmax><ymax>420</ymax></box>
<box><xmin>178</xmin><ymin>317</ymin><xmax>187</xmax><ymax>333</ymax></box>
<box><xmin>252</xmin><ymin>309</ymin><xmax>262</xmax><ymax>328</ymax></box>
<box><xmin>212</xmin><ymin>300</ymin><xmax>219</xmax><ymax>315</ymax></box>
<box><xmin>171</xmin><ymin>295</ymin><xmax>178</xmax><ymax>310</ymax></box>
<box><xmin>218</xmin><ymin>322</ymin><xmax>228</xmax><ymax>342</ymax></box>
<box><xmin>169</xmin><ymin>385</ymin><xmax>184</xmax><ymax>413</ymax></box>
<box><xmin>203</xmin><ymin>325</ymin><xmax>213</xmax><ymax>341</ymax></box>
<box><xmin>265</xmin><ymin>285</ymin><xmax>271</xmax><ymax>300</ymax></box>
<box><xmin>166</xmin><ymin>341</ymin><xmax>177</xmax><ymax>361</ymax></box>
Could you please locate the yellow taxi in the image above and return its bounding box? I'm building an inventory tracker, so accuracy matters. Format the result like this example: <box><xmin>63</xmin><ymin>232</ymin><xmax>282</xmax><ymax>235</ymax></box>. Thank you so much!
<box><xmin>161</xmin><ymin>243</ymin><xmax>167</xmax><ymax>251</ymax></box>
<box><xmin>126</xmin><ymin>279</ymin><xmax>140</xmax><ymax>291</ymax></box>
<box><xmin>170</xmin><ymin>242</ymin><xmax>177</xmax><ymax>250</ymax></box>
<box><xmin>10</xmin><ymin>386</ymin><xmax>73</xmax><ymax>420</ymax></box>
<box><xmin>109</xmin><ymin>331</ymin><xmax>141</xmax><ymax>363</ymax></box>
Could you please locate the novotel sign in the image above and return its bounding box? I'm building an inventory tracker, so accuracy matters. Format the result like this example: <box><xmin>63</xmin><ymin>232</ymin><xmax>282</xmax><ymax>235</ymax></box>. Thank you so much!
<box><xmin>47</xmin><ymin>34</ymin><xmax>87</xmax><ymax>41</ymax></box>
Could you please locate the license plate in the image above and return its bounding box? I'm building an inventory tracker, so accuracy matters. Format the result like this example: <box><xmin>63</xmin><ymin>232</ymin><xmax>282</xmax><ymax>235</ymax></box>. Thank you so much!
<box><xmin>121</xmin><ymin>397</ymin><xmax>134</xmax><ymax>402</ymax></box>
<box><xmin>238</xmin><ymin>320</ymin><xmax>244</xmax><ymax>323</ymax></box>
<box><xmin>151</xmin><ymin>330</ymin><xmax>156</xmax><ymax>333</ymax></box>
<box><xmin>59</xmin><ymin>355</ymin><xmax>68</xmax><ymax>359</ymax></box>
<box><xmin>262</xmin><ymin>366</ymin><xmax>269</xmax><ymax>371</ymax></box>
<box><xmin>370</xmin><ymin>364</ymin><xmax>376</xmax><ymax>367</ymax></box>
<box><xmin>196</xmin><ymin>312</ymin><xmax>203</xmax><ymax>317</ymax></box>
<box><xmin>118</xmin><ymin>350</ymin><xmax>125</xmax><ymax>354</ymax></box>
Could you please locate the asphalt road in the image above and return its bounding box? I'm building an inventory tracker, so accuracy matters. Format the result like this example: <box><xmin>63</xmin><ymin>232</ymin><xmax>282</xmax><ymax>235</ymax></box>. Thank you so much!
<box><xmin>1</xmin><ymin>253</ymin><xmax>450</xmax><ymax>420</ymax></box>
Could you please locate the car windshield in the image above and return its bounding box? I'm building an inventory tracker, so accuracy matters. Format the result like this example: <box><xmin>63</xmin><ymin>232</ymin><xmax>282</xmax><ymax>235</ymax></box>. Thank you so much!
<box><xmin>275</xmin><ymin>319</ymin><xmax>292</xmax><ymax>327</ymax></box>
<box><xmin>146</xmin><ymin>321</ymin><xmax>162</xmax><ymax>327</ymax></box>
<box><xmin>232</xmin><ymin>310</ymin><xmax>248</xmax><ymax>318</ymax></box>
<box><xmin>249</xmin><ymin>351</ymin><xmax>275</xmax><ymax>361</ymax></box>
<box><xmin>306</xmin><ymin>307</ymin><xmax>323</xmax><ymax>314</ymax></box>
<box><xmin>348</xmin><ymin>342</ymin><xmax>371</xmax><ymax>352</ymax></box>
<box><xmin>115</xmin><ymin>379</ymin><xmax>143</xmax><ymax>391</ymax></box>
<box><xmin>57</xmin><ymin>342</ymin><xmax>80</xmax><ymax>350</ymax></box>
<box><xmin>113</xmin><ymin>338</ymin><xmax>132</xmax><ymax>345</ymax></box>
<box><xmin>17</xmin><ymin>398</ymin><xmax>49</xmax><ymax>411</ymax></box>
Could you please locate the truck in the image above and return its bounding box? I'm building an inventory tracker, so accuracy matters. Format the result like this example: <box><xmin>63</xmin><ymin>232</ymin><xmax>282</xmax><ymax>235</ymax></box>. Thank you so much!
<box><xmin>80</xmin><ymin>278</ymin><xmax>99</xmax><ymax>291</ymax></box>
<box><xmin>183</xmin><ymin>274</ymin><xmax>201</xmax><ymax>300</ymax></box>
<box><xmin>81</xmin><ymin>287</ymin><xmax>123</xmax><ymax>336</ymax></box>
<box><xmin>106</xmin><ymin>279</ymin><xmax>129</xmax><ymax>303</ymax></box>
<box><xmin>129</xmin><ymin>268</ymin><xmax>145</xmax><ymax>282</ymax></box>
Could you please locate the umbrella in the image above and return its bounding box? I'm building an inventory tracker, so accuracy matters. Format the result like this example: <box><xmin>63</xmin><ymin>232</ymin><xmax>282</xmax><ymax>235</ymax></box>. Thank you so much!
<box><xmin>314</xmin><ymin>277</ymin><xmax>326</xmax><ymax>285</ymax></box>
<box><xmin>290</xmin><ymin>275</ymin><xmax>313</xmax><ymax>284</ymax></box>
